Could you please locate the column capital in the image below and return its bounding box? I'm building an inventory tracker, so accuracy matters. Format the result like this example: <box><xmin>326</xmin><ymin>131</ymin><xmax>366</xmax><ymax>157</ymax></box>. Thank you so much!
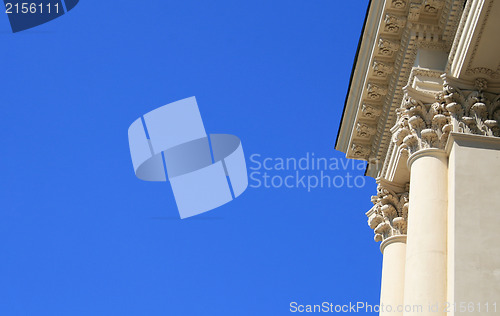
<box><xmin>442</xmin><ymin>75</ymin><xmax>500</xmax><ymax>137</ymax></box>
<box><xmin>392</xmin><ymin>75</ymin><xmax>500</xmax><ymax>160</ymax></box>
<box><xmin>392</xmin><ymin>89</ymin><xmax>452</xmax><ymax>156</ymax></box>
<box><xmin>367</xmin><ymin>180</ymin><xmax>409</xmax><ymax>244</ymax></box>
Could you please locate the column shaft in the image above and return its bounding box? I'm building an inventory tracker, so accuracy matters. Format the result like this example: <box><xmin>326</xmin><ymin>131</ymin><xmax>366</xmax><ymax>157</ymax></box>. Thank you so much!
<box><xmin>404</xmin><ymin>149</ymin><xmax>447</xmax><ymax>316</ymax></box>
<box><xmin>380</xmin><ymin>236</ymin><xmax>406</xmax><ymax>316</ymax></box>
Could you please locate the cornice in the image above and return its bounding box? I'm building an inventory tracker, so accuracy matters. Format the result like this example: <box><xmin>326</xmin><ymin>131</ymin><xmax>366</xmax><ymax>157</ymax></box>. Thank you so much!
<box><xmin>336</xmin><ymin>0</ymin><xmax>466</xmax><ymax>178</ymax></box>
<box><xmin>336</xmin><ymin>0</ymin><xmax>385</xmax><ymax>155</ymax></box>
<box><xmin>449</xmin><ymin>0</ymin><xmax>500</xmax><ymax>81</ymax></box>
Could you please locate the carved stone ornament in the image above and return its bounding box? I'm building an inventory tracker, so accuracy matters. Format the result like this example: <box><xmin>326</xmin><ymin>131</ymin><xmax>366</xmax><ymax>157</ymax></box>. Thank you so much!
<box><xmin>372</xmin><ymin>60</ymin><xmax>394</xmax><ymax>78</ymax></box>
<box><xmin>384</xmin><ymin>14</ymin><xmax>406</xmax><ymax>33</ymax></box>
<box><xmin>356</xmin><ymin>122</ymin><xmax>377</xmax><ymax>138</ymax></box>
<box><xmin>367</xmin><ymin>83</ymin><xmax>388</xmax><ymax>101</ymax></box>
<box><xmin>408</xmin><ymin>4</ymin><xmax>421</xmax><ymax>21</ymax></box>
<box><xmin>392</xmin><ymin>93</ymin><xmax>452</xmax><ymax>155</ymax></box>
<box><xmin>368</xmin><ymin>183</ymin><xmax>409</xmax><ymax>242</ymax></box>
<box><xmin>465</xmin><ymin>67</ymin><xmax>500</xmax><ymax>79</ymax></box>
<box><xmin>378</xmin><ymin>38</ymin><xmax>400</xmax><ymax>56</ymax></box>
<box><xmin>351</xmin><ymin>143</ymin><xmax>371</xmax><ymax>159</ymax></box>
<box><xmin>442</xmin><ymin>77</ymin><xmax>500</xmax><ymax>137</ymax></box>
<box><xmin>423</xmin><ymin>0</ymin><xmax>444</xmax><ymax>13</ymax></box>
<box><xmin>361</xmin><ymin>104</ymin><xmax>383</xmax><ymax>119</ymax></box>
<box><xmin>391</xmin><ymin>0</ymin><xmax>407</xmax><ymax>9</ymax></box>
<box><xmin>391</xmin><ymin>77</ymin><xmax>500</xmax><ymax>156</ymax></box>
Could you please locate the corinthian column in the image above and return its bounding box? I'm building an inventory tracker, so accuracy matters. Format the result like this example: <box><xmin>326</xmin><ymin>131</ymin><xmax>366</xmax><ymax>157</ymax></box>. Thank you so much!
<box><xmin>368</xmin><ymin>181</ymin><xmax>408</xmax><ymax>316</ymax></box>
<box><xmin>395</xmin><ymin>91</ymin><xmax>451</xmax><ymax>316</ymax></box>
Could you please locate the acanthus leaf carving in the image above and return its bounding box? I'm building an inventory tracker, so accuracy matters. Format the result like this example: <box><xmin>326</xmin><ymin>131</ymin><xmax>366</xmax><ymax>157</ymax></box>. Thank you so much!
<box><xmin>442</xmin><ymin>77</ymin><xmax>500</xmax><ymax>137</ymax></box>
<box><xmin>391</xmin><ymin>76</ymin><xmax>500</xmax><ymax>157</ymax></box>
<box><xmin>392</xmin><ymin>90</ymin><xmax>451</xmax><ymax>155</ymax></box>
<box><xmin>368</xmin><ymin>183</ymin><xmax>409</xmax><ymax>243</ymax></box>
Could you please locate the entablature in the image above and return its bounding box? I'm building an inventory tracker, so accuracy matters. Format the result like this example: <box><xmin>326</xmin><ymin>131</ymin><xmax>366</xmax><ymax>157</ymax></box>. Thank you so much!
<box><xmin>336</xmin><ymin>0</ymin><xmax>466</xmax><ymax>178</ymax></box>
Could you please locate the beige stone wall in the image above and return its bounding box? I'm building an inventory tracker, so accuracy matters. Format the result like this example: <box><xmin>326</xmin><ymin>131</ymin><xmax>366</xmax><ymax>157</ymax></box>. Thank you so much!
<box><xmin>447</xmin><ymin>133</ymin><xmax>500</xmax><ymax>314</ymax></box>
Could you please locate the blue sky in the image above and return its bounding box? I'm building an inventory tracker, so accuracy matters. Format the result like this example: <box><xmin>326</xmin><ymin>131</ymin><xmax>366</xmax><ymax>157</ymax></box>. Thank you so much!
<box><xmin>0</xmin><ymin>1</ymin><xmax>381</xmax><ymax>315</ymax></box>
